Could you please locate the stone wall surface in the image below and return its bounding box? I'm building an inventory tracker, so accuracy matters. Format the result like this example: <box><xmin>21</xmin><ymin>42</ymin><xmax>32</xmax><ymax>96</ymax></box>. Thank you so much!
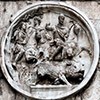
<box><xmin>0</xmin><ymin>1</ymin><xmax>100</xmax><ymax>100</ymax></box>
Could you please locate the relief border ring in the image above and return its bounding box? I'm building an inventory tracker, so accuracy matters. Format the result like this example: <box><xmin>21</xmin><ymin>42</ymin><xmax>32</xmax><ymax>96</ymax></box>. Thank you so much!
<box><xmin>1</xmin><ymin>1</ymin><xmax>99</xmax><ymax>100</ymax></box>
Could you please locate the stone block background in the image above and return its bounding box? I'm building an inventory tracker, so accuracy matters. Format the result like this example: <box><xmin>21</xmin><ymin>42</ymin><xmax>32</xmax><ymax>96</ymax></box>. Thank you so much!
<box><xmin>0</xmin><ymin>1</ymin><xmax>100</xmax><ymax>100</ymax></box>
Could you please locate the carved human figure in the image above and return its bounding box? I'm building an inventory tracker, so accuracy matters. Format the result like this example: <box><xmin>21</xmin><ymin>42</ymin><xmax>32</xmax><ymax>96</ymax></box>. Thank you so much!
<box><xmin>9</xmin><ymin>11</ymin><xmax>91</xmax><ymax>87</ymax></box>
<box><xmin>33</xmin><ymin>16</ymin><xmax>46</xmax><ymax>45</ymax></box>
<box><xmin>45</xmin><ymin>14</ymin><xmax>68</xmax><ymax>42</ymax></box>
<box><xmin>12</xmin><ymin>22</ymin><xmax>30</xmax><ymax>45</ymax></box>
<box><xmin>49</xmin><ymin>38</ymin><xmax>64</xmax><ymax>61</ymax></box>
<box><xmin>12</xmin><ymin>44</ymin><xmax>25</xmax><ymax>66</ymax></box>
<box><xmin>49</xmin><ymin>38</ymin><xmax>78</xmax><ymax>61</ymax></box>
<box><xmin>27</xmin><ymin>16</ymin><xmax>46</xmax><ymax>49</ymax></box>
<box><xmin>26</xmin><ymin>17</ymin><xmax>40</xmax><ymax>48</ymax></box>
<box><xmin>11</xmin><ymin>22</ymin><xmax>32</xmax><ymax>66</ymax></box>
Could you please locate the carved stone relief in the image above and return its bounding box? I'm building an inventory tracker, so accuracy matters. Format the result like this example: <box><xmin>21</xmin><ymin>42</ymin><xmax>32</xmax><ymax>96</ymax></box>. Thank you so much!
<box><xmin>1</xmin><ymin>2</ymin><xmax>99</xmax><ymax>100</ymax></box>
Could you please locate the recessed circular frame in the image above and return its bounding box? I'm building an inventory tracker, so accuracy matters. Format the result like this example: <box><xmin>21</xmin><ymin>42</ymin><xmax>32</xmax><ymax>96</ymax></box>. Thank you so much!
<box><xmin>1</xmin><ymin>1</ymin><xmax>99</xmax><ymax>100</ymax></box>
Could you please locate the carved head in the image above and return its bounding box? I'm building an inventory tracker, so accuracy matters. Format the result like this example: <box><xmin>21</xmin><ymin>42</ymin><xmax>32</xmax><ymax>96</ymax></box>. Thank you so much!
<box><xmin>33</xmin><ymin>16</ymin><xmax>41</xmax><ymax>27</ymax></box>
<box><xmin>54</xmin><ymin>38</ymin><xmax>64</xmax><ymax>46</ymax></box>
<box><xmin>25</xmin><ymin>48</ymin><xmax>37</xmax><ymax>63</ymax></box>
<box><xmin>66</xmin><ymin>60</ymin><xmax>72</xmax><ymax>66</ymax></box>
<box><xmin>74</xmin><ymin>24</ymin><xmax>81</xmax><ymax>35</ymax></box>
<box><xmin>68</xmin><ymin>41</ymin><xmax>77</xmax><ymax>49</ymax></box>
<box><xmin>67</xmin><ymin>42</ymin><xmax>77</xmax><ymax>58</ymax></box>
<box><xmin>58</xmin><ymin>14</ymin><xmax>65</xmax><ymax>25</ymax></box>
<box><xmin>67</xmin><ymin>48</ymin><xmax>73</xmax><ymax>57</ymax></box>
<box><xmin>21</xmin><ymin>22</ymin><xmax>28</xmax><ymax>30</ymax></box>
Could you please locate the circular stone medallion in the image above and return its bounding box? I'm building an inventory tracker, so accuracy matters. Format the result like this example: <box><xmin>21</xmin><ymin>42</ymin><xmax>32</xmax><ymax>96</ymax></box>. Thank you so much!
<box><xmin>1</xmin><ymin>2</ymin><xmax>99</xmax><ymax>100</ymax></box>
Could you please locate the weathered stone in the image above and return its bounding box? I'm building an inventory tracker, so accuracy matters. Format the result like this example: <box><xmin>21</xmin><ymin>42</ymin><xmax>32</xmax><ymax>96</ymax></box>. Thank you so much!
<box><xmin>0</xmin><ymin>1</ymin><xmax>100</xmax><ymax>100</ymax></box>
